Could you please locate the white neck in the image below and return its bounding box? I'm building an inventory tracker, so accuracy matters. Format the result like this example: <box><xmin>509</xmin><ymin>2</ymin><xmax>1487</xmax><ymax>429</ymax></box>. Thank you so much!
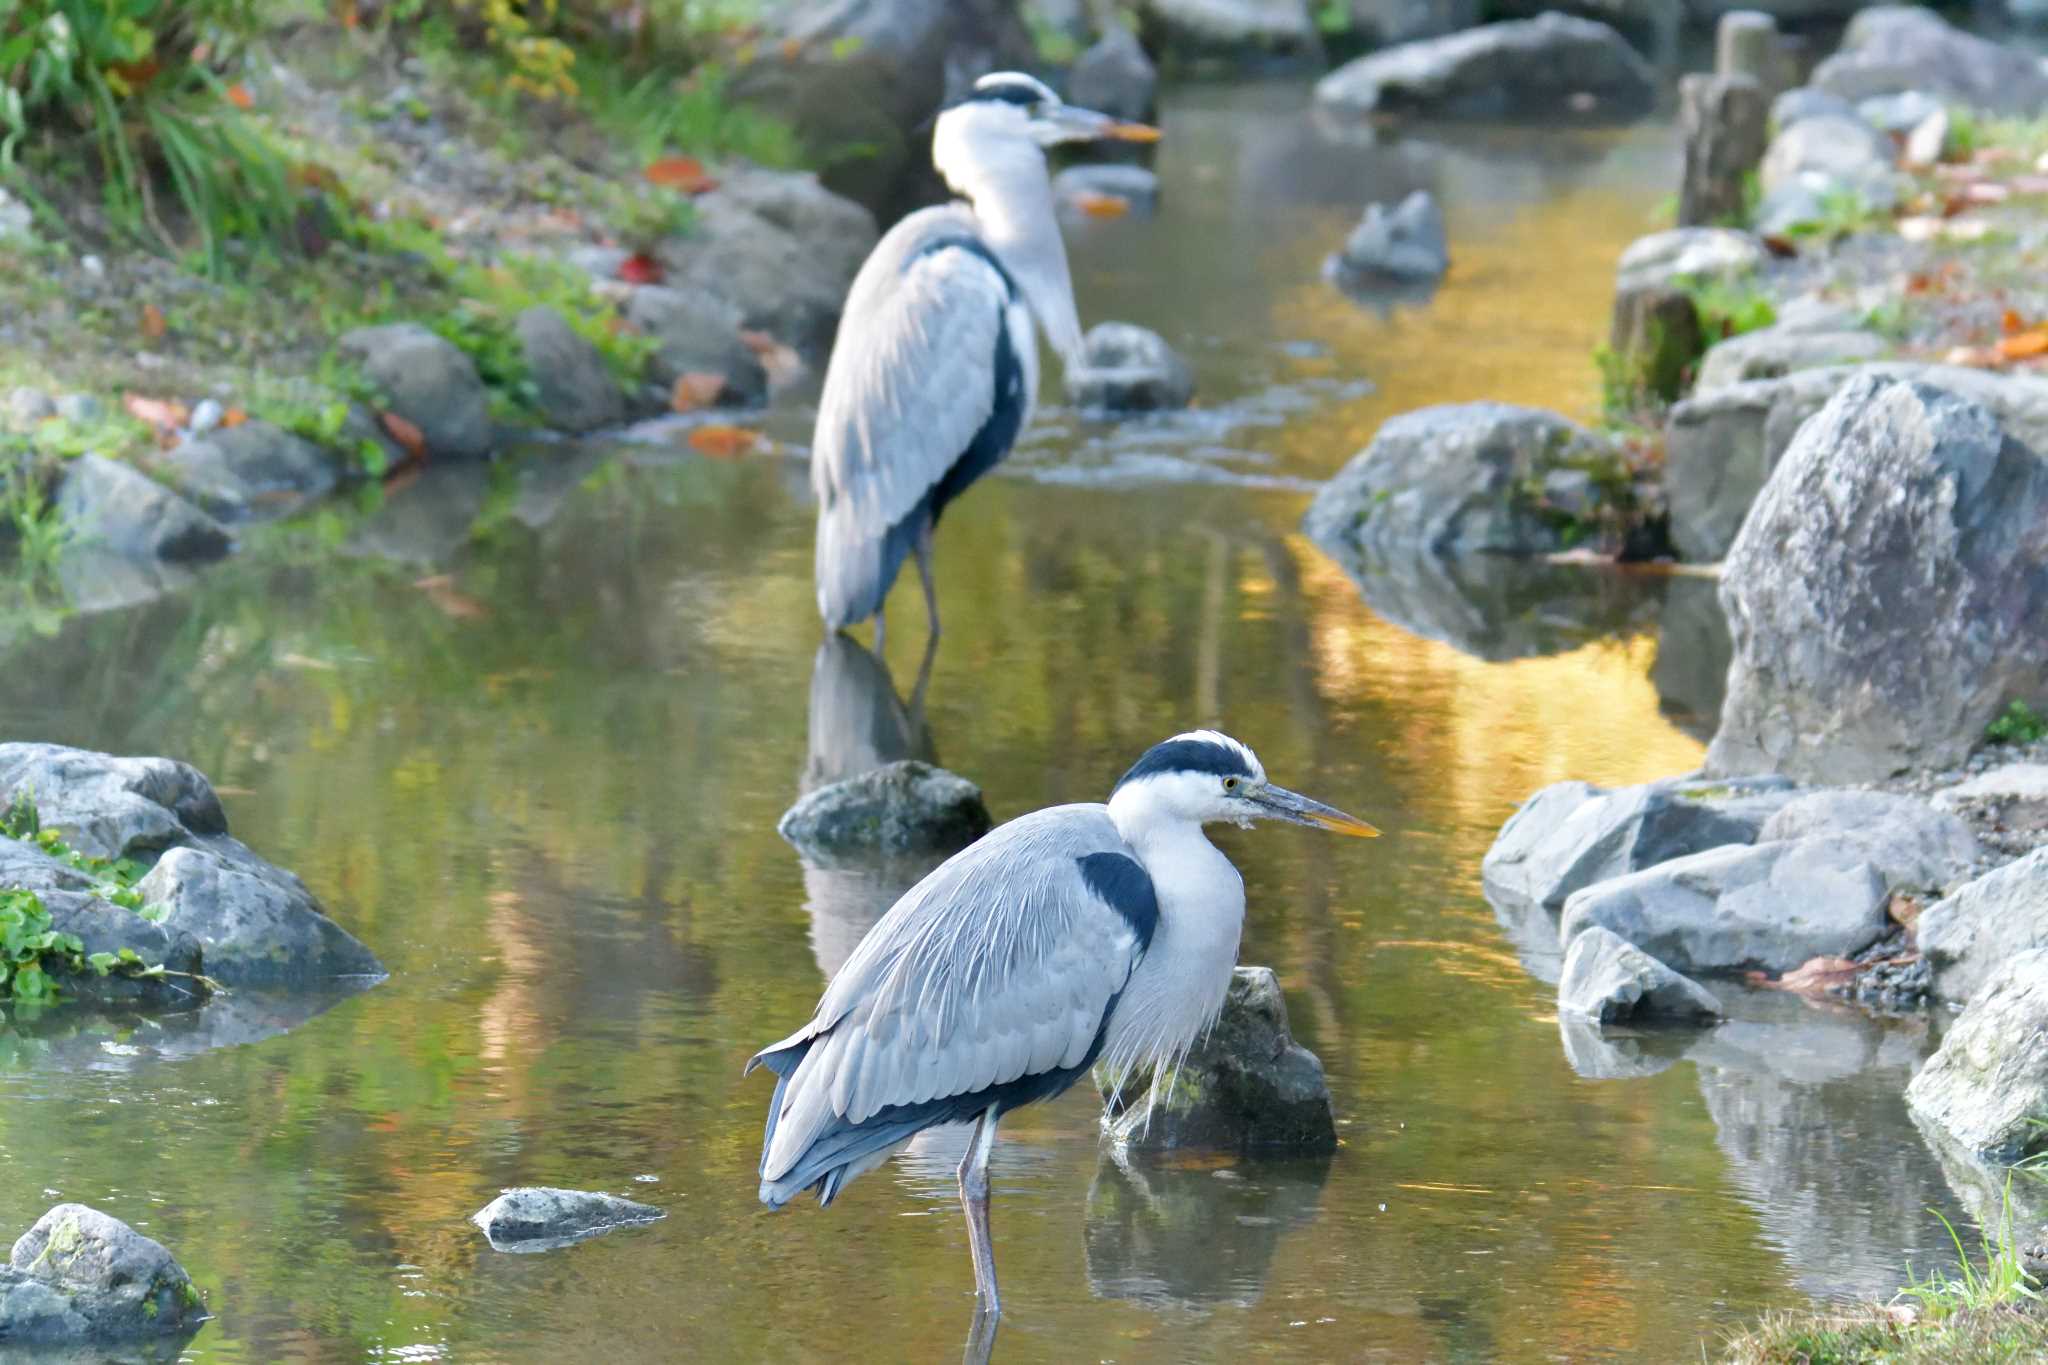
<box><xmin>933</xmin><ymin>119</ymin><xmax>1084</xmax><ymax>367</ymax></box>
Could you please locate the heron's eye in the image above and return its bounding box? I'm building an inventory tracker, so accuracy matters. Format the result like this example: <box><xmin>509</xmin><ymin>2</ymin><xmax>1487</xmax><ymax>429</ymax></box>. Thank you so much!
<box><xmin>1222</xmin><ymin>776</ymin><xmax>1239</xmax><ymax>792</ymax></box>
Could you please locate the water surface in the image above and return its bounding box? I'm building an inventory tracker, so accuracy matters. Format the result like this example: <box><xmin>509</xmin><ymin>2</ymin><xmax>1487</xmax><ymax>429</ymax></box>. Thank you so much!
<box><xmin>0</xmin><ymin>81</ymin><xmax>1980</xmax><ymax>1362</ymax></box>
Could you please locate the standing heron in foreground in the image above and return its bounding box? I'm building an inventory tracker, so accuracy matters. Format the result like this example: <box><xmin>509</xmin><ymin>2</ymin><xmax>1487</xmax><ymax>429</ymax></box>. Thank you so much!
<box><xmin>810</xmin><ymin>72</ymin><xmax>1159</xmax><ymax>645</ymax></box>
<box><xmin>748</xmin><ymin>732</ymin><xmax>1378</xmax><ymax>1316</ymax></box>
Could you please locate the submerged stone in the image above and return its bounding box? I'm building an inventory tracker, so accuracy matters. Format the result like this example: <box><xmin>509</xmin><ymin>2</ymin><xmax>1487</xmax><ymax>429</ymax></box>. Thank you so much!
<box><xmin>1557</xmin><ymin>926</ymin><xmax>1722</xmax><ymax>1023</ymax></box>
<box><xmin>777</xmin><ymin>760</ymin><xmax>991</xmax><ymax>861</ymax></box>
<box><xmin>471</xmin><ymin>1188</ymin><xmax>665</xmax><ymax>1253</ymax></box>
<box><xmin>0</xmin><ymin>1204</ymin><xmax>201</xmax><ymax>1343</ymax></box>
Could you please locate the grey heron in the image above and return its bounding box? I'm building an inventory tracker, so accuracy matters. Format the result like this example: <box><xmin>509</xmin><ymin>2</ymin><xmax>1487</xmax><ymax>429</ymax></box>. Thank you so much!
<box><xmin>748</xmin><ymin>731</ymin><xmax>1377</xmax><ymax>1316</ymax></box>
<box><xmin>809</xmin><ymin>71</ymin><xmax>1159</xmax><ymax>645</ymax></box>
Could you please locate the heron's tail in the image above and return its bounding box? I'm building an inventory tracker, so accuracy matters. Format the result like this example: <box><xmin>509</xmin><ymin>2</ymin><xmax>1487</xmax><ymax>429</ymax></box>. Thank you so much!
<box><xmin>815</xmin><ymin>500</ymin><xmax>925</xmax><ymax>631</ymax></box>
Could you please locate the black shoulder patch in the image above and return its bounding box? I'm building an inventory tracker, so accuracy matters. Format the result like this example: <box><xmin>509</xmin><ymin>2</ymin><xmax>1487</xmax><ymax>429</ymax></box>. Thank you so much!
<box><xmin>1078</xmin><ymin>851</ymin><xmax>1158</xmax><ymax>952</ymax></box>
<box><xmin>1113</xmin><ymin>739</ymin><xmax>1253</xmax><ymax>793</ymax></box>
<box><xmin>905</xmin><ymin>234</ymin><xmax>1018</xmax><ymax>299</ymax></box>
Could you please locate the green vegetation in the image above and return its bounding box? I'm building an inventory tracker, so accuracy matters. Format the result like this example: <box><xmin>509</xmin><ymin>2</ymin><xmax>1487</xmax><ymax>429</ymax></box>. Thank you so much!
<box><xmin>0</xmin><ymin>793</ymin><xmax>149</xmax><ymax>913</ymax></box>
<box><xmin>1985</xmin><ymin>700</ymin><xmax>2048</xmax><ymax>746</ymax></box>
<box><xmin>1784</xmin><ymin>185</ymin><xmax>1888</xmax><ymax>243</ymax></box>
<box><xmin>1684</xmin><ymin>275</ymin><xmax>1777</xmax><ymax>341</ymax></box>
<box><xmin>0</xmin><ymin>888</ymin><xmax>152</xmax><ymax>1003</ymax></box>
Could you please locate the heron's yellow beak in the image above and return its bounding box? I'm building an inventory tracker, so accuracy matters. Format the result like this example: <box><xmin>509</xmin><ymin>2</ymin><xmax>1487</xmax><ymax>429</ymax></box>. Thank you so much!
<box><xmin>1105</xmin><ymin>121</ymin><xmax>1162</xmax><ymax>143</ymax></box>
<box><xmin>1251</xmin><ymin>784</ymin><xmax>1381</xmax><ymax>838</ymax></box>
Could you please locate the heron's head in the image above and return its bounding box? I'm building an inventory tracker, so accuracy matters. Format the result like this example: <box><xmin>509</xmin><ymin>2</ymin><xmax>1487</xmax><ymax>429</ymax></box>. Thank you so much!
<box><xmin>934</xmin><ymin>73</ymin><xmax>1159</xmax><ymax>186</ymax></box>
<box><xmin>1107</xmin><ymin>731</ymin><xmax>1379</xmax><ymax>838</ymax></box>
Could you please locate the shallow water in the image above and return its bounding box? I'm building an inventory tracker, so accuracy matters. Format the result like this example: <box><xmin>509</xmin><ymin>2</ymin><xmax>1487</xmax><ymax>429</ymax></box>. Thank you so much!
<box><xmin>0</xmin><ymin>82</ymin><xmax>1985</xmax><ymax>1362</ymax></box>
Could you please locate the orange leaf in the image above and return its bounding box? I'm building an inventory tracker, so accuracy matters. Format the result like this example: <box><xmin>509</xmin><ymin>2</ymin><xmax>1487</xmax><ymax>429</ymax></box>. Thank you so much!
<box><xmin>225</xmin><ymin>82</ymin><xmax>254</xmax><ymax>111</ymax></box>
<box><xmin>380</xmin><ymin>411</ymin><xmax>427</xmax><ymax>461</ymax></box>
<box><xmin>644</xmin><ymin>156</ymin><xmax>719</xmax><ymax>194</ymax></box>
<box><xmin>220</xmin><ymin>407</ymin><xmax>247</xmax><ymax>428</ymax></box>
<box><xmin>780</xmin><ymin>37</ymin><xmax>801</xmax><ymax>60</ymax></box>
<box><xmin>688</xmin><ymin>424</ymin><xmax>762</xmax><ymax>459</ymax></box>
<box><xmin>412</xmin><ymin>574</ymin><xmax>490</xmax><ymax>620</ymax></box>
<box><xmin>122</xmin><ymin>394</ymin><xmax>188</xmax><ymax>430</ymax></box>
<box><xmin>1998</xmin><ymin>330</ymin><xmax>2048</xmax><ymax>360</ymax></box>
<box><xmin>140</xmin><ymin>303</ymin><xmax>166</xmax><ymax>341</ymax></box>
<box><xmin>1748</xmin><ymin>955</ymin><xmax>1863</xmax><ymax>995</ymax></box>
<box><xmin>618</xmin><ymin>252</ymin><xmax>664</xmax><ymax>284</ymax></box>
<box><xmin>670</xmin><ymin>372</ymin><xmax>726</xmax><ymax>413</ymax></box>
<box><xmin>2003</xmin><ymin>309</ymin><xmax>2026</xmax><ymax>335</ymax></box>
<box><xmin>1070</xmin><ymin>191</ymin><xmax>1131</xmax><ymax>219</ymax></box>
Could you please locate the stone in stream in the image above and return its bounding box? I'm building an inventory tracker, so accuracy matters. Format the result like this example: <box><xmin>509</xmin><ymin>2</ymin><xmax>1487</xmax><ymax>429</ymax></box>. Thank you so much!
<box><xmin>338</xmin><ymin>323</ymin><xmax>496</xmax><ymax>461</ymax></box>
<box><xmin>1557</xmin><ymin>926</ymin><xmax>1722</xmax><ymax>1023</ymax></box>
<box><xmin>0</xmin><ymin>1204</ymin><xmax>202</xmax><ymax>1343</ymax></box>
<box><xmin>1754</xmin><ymin>789</ymin><xmax>1978</xmax><ymax>897</ymax></box>
<box><xmin>159</xmin><ymin>420</ymin><xmax>342</xmax><ymax>524</ymax></box>
<box><xmin>1607</xmin><ymin>228</ymin><xmax>1764</xmax><ymax>400</ymax></box>
<box><xmin>470</xmin><ymin>1188</ymin><xmax>665</xmax><ymax>1253</ymax></box>
<box><xmin>1095</xmin><ymin>966</ymin><xmax>1336</xmax><ymax>1155</ymax></box>
<box><xmin>54</xmin><ymin>454</ymin><xmax>231</xmax><ymax>566</ymax></box>
<box><xmin>1678</xmin><ymin>73</ymin><xmax>1768</xmax><ymax>229</ymax></box>
<box><xmin>1064</xmin><ymin>323</ymin><xmax>1194</xmax><ymax>412</ymax></box>
<box><xmin>621</xmin><ymin>285</ymin><xmax>766</xmax><ymax>408</ymax></box>
<box><xmin>1325</xmin><ymin>190</ymin><xmax>1447</xmax><ymax>285</ymax></box>
<box><xmin>1811</xmin><ymin>6</ymin><xmax>2048</xmax><ymax>116</ymax></box>
<box><xmin>1558</xmin><ymin>838</ymin><xmax>1893</xmax><ymax>975</ymax></box>
<box><xmin>1480</xmin><ymin>774</ymin><xmax>1796</xmax><ymax>914</ymax></box>
<box><xmin>514</xmin><ymin>305</ymin><xmax>627</xmax><ymax>433</ymax></box>
<box><xmin>0</xmin><ymin>835</ymin><xmax>205</xmax><ymax>1007</ymax></box>
<box><xmin>1905</xmin><ymin>948</ymin><xmax>2048</xmax><ymax>1164</ymax></box>
<box><xmin>1314</xmin><ymin>14</ymin><xmax>1654</xmax><ymax>121</ymax></box>
<box><xmin>778</xmin><ymin>760</ymin><xmax>992</xmax><ymax>862</ymax></box>
<box><xmin>1705</xmin><ymin>377</ymin><xmax>2048</xmax><ymax>783</ymax></box>
<box><xmin>1068</xmin><ymin>27</ymin><xmax>1157</xmax><ymax>122</ymax></box>
<box><xmin>1915</xmin><ymin>848</ymin><xmax>2048</xmax><ymax>1005</ymax></box>
<box><xmin>138</xmin><ymin>845</ymin><xmax>386</xmax><ymax>989</ymax></box>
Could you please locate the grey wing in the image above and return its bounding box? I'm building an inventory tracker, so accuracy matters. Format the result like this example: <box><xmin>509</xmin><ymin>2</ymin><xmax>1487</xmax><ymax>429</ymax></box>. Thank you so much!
<box><xmin>754</xmin><ymin>806</ymin><xmax>1148</xmax><ymax>1195</ymax></box>
<box><xmin>810</xmin><ymin>214</ymin><xmax>1013</xmax><ymax>627</ymax></box>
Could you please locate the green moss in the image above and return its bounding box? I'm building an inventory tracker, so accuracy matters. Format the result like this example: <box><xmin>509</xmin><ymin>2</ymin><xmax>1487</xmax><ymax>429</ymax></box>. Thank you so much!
<box><xmin>1986</xmin><ymin>701</ymin><xmax>2048</xmax><ymax>746</ymax></box>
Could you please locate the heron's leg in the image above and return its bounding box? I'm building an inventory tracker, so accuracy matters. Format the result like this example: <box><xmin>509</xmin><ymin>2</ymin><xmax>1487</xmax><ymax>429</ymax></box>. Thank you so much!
<box><xmin>957</xmin><ymin>1107</ymin><xmax>1001</xmax><ymax>1315</ymax></box>
<box><xmin>871</xmin><ymin>610</ymin><xmax>886</xmax><ymax>655</ymax></box>
<box><xmin>913</xmin><ymin>518</ymin><xmax>942</xmax><ymax>643</ymax></box>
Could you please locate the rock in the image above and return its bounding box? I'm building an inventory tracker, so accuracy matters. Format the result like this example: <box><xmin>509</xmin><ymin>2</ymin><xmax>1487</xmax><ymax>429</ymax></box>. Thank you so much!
<box><xmin>1695</xmin><ymin>326</ymin><xmax>1886</xmax><ymax>392</ymax></box>
<box><xmin>1095</xmin><ymin>966</ymin><xmax>1336</xmax><ymax>1153</ymax></box>
<box><xmin>1751</xmin><ymin>173</ymin><xmax>1842</xmax><ymax>239</ymax></box>
<box><xmin>1482</xmin><ymin>774</ymin><xmax>1797</xmax><ymax>914</ymax></box>
<box><xmin>1137</xmin><ymin>0</ymin><xmax>1320</xmax><ymax>62</ymax></box>
<box><xmin>1706</xmin><ymin>377</ymin><xmax>2048</xmax><ymax>783</ymax></box>
<box><xmin>567</xmin><ymin>243</ymin><xmax>629</xmax><ymax>281</ymax></box>
<box><xmin>470</xmin><ymin>1188</ymin><xmax>664</xmax><ymax>1253</ymax></box>
<box><xmin>0</xmin><ymin>188</ymin><xmax>32</xmax><ymax>242</ymax></box>
<box><xmin>337</xmin><ymin>323</ymin><xmax>494</xmax><ymax>461</ymax></box>
<box><xmin>778</xmin><ymin>760</ymin><xmax>992</xmax><ymax>860</ymax></box>
<box><xmin>1939</xmin><ymin>763</ymin><xmax>2048</xmax><ymax>807</ymax></box>
<box><xmin>1755</xmin><ymin>789</ymin><xmax>1978</xmax><ymax>895</ymax></box>
<box><xmin>1769</xmin><ymin>88</ymin><xmax>1855</xmax><ymax>132</ymax></box>
<box><xmin>1905</xmin><ymin>948</ymin><xmax>2048</xmax><ymax>1163</ymax></box>
<box><xmin>1609</xmin><ymin>283</ymin><xmax>1703</xmax><ymax>404</ymax></box>
<box><xmin>1314</xmin><ymin>14</ymin><xmax>1655</xmax><ymax>121</ymax></box>
<box><xmin>1302</xmin><ymin>403</ymin><xmax>1624</xmax><ymax>559</ymax></box>
<box><xmin>1557</xmin><ymin>925</ymin><xmax>1724</xmax><ymax>1022</ymax></box>
<box><xmin>1813</xmin><ymin>6</ymin><xmax>2048</xmax><ymax>117</ymax></box>
<box><xmin>1914</xmin><ymin>1112</ymin><xmax>2048</xmax><ymax>1284</ymax></box>
<box><xmin>1652</xmin><ymin>573</ymin><xmax>1735</xmax><ymax>740</ymax></box>
<box><xmin>160</xmin><ymin>421</ymin><xmax>340</xmax><ymax>523</ymax></box>
<box><xmin>1679</xmin><ymin>73</ymin><xmax>1769</xmax><ymax>230</ymax></box>
<box><xmin>1857</xmin><ymin>89</ymin><xmax>1942</xmax><ymax>137</ymax></box>
<box><xmin>1326</xmin><ymin>190</ymin><xmax>1447</xmax><ymax>285</ymax></box>
<box><xmin>1917</xmin><ymin>849</ymin><xmax>2048</xmax><ymax>1005</ymax></box>
<box><xmin>344</xmin><ymin>462</ymin><xmax>489</xmax><ymax>568</ymax></box>
<box><xmin>54</xmin><ymin>455</ymin><xmax>230</xmax><ymax>565</ymax></box>
<box><xmin>138</xmin><ymin>844</ymin><xmax>384</xmax><ymax>989</ymax></box>
<box><xmin>1344</xmin><ymin>0</ymin><xmax>1482</xmax><ymax>47</ymax></box>
<box><xmin>1902</xmin><ymin>108</ymin><xmax>1948</xmax><ymax>171</ymax></box>
<box><xmin>0</xmin><ymin>836</ymin><xmax>206</xmax><ymax>1006</ymax></box>
<box><xmin>1666</xmin><ymin>363</ymin><xmax>2048</xmax><ymax>562</ymax></box>
<box><xmin>0</xmin><ymin>744</ymin><xmax>224</xmax><ymax>859</ymax></box>
<box><xmin>1756</xmin><ymin>113</ymin><xmax>1899</xmax><ymax>207</ymax></box>
<box><xmin>1715</xmin><ymin>11</ymin><xmax>1789</xmax><ymax>93</ymax></box>
<box><xmin>1065</xmin><ymin>323</ymin><xmax>1194</xmax><ymax>412</ymax></box>
<box><xmin>187</xmin><ymin>399</ymin><xmax>222</xmax><ymax>437</ymax></box>
<box><xmin>1068</xmin><ymin>27</ymin><xmax>1157</xmax><ymax>122</ymax></box>
<box><xmin>624</xmin><ymin>287</ymin><xmax>767</xmax><ymax>407</ymax></box>
<box><xmin>1615</xmin><ymin>228</ymin><xmax>1766</xmax><ymax>294</ymax></box>
<box><xmin>514</xmin><ymin>306</ymin><xmax>627</xmax><ymax>433</ymax></box>
<box><xmin>1053</xmin><ymin>163</ymin><xmax>1161</xmax><ymax>218</ymax></box>
<box><xmin>0</xmin><ymin>1205</ymin><xmax>200</xmax><ymax>1342</ymax></box>
<box><xmin>1559</xmin><ymin>838</ymin><xmax>1892</xmax><ymax>974</ymax></box>
<box><xmin>54</xmin><ymin>394</ymin><xmax>101</xmax><ymax>424</ymax></box>
<box><xmin>5</xmin><ymin>387</ymin><xmax>53</xmax><ymax>429</ymax></box>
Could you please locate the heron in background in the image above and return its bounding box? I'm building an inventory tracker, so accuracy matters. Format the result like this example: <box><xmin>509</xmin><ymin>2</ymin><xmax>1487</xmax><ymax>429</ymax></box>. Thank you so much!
<box><xmin>810</xmin><ymin>72</ymin><xmax>1159</xmax><ymax>646</ymax></box>
<box><xmin>748</xmin><ymin>732</ymin><xmax>1378</xmax><ymax>1317</ymax></box>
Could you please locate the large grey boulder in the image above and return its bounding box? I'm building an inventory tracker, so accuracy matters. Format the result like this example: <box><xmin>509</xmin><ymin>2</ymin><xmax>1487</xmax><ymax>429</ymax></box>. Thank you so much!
<box><xmin>1557</xmin><ymin>926</ymin><xmax>1723</xmax><ymax>1023</ymax></box>
<box><xmin>1315</xmin><ymin>13</ymin><xmax>1654</xmax><ymax>120</ymax></box>
<box><xmin>1326</xmin><ymin>190</ymin><xmax>1447</xmax><ymax>285</ymax></box>
<box><xmin>1303</xmin><ymin>404</ymin><xmax>1624</xmax><ymax>559</ymax></box>
<box><xmin>1812</xmin><ymin>6</ymin><xmax>2048</xmax><ymax>116</ymax></box>
<box><xmin>778</xmin><ymin>760</ymin><xmax>992</xmax><ymax>861</ymax></box>
<box><xmin>1482</xmin><ymin>774</ymin><xmax>1796</xmax><ymax>913</ymax></box>
<box><xmin>1695</xmin><ymin>326</ymin><xmax>1885</xmax><ymax>393</ymax></box>
<box><xmin>1559</xmin><ymin>838</ymin><xmax>1893</xmax><ymax>974</ymax></box>
<box><xmin>0</xmin><ymin>1204</ymin><xmax>200</xmax><ymax>1342</ymax></box>
<box><xmin>1665</xmin><ymin>362</ymin><xmax>2048</xmax><ymax>561</ymax></box>
<box><xmin>160</xmin><ymin>421</ymin><xmax>340</xmax><ymax>523</ymax></box>
<box><xmin>54</xmin><ymin>455</ymin><xmax>230</xmax><ymax>565</ymax></box>
<box><xmin>1616</xmin><ymin>228</ymin><xmax>1766</xmax><ymax>294</ymax></box>
<box><xmin>623</xmin><ymin>286</ymin><xmax>766</xmax><ymax>407</ymax></box>
<box><xmin>1068</xmin><ymin>27</ymin><xmax>1157</xmax><ymax>121</ymax></box>
<box><xmin>1096</xmin><ymin>966</ymin><xmax>1336</xmax><ymax>1154</ymax></box>
<box><xmin>471</xmin><ymin>1188</ymin><xmax>664</xmax><ymax>1253</ymax></box>
<box><xmin>1754</xmin><ymin>789</ymin><xmax>1978</xmax><ymax>895</ymax></box>
<box><xmin>1706</xmin><ymin>377</ymin><xmax>2048</xmax><ymax>783</ymax></box>
<box><xmin>1757</xmin><ymin>113</ymin><xmax>1897</xmax><ymax>203</ymax></box>
<box><xmin>1065</xmin><ymin>323</ymin><xmax>1194</xmax><ymax>412</ymax></box>
<box><xmin>1769</xmin><ymin>88</ymin><xmax>1855</xmax><ymax>133</ymax></box>
<box><xmin>515</xmin><ymin>306</ymin><xmax>626</xmax><ymax>433</ymax></box>
<box><xmin>138</xmin><ymin>844</ymin><xmax>385</xmax><ymax>989</ymax></box>
<box><xmin>1917</xmin><ymin>849</ymin><xmax>2048</xmax><ymax>1005</ymax></box>
<box><xmin>1905</xmin><ymin>949</ymin><xmax>2048</xmax><ymax>1163</ymax></box>
<box><xmin>1137</xmin><ymin>0</ymin><xmax>1320</xmax><ymax>61</ymax></box>
<box><xmin>0</xmin><ymin>745</ymin><xmax>224</xmax><ymax>859</ymax></box>
<box><xmin>337</xmin><ymin>324</ymin><xmax>495</xmax><ymax>461</ymax></box>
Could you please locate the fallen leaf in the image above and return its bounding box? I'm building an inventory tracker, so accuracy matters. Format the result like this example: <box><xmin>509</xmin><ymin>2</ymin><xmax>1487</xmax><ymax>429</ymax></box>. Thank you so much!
<box><xmin>644</xmin><ymin>156</ymin><xmax>718</xmax><ymax>194</ymax></box>
<box><xmin>670</xmin><ymin>372</ymin><xmax>726</xmax><ymax>412</ymax></box>
<box><xmin>221</xmin><ymin>407</ymin><xmax>247</xmax><ymax>428</ymax></box>
<box><xmin>1945</xmin><ymin>344</ymin><xmax>2004</xmax><ymax>368</ymax></box>
<box><xmin>1999</xmin><ymin>330</ymin><xmax>2048</xmax><ymax>360</ymax></box>
<box><xmin>122</xmin><ymin>393</ymin><xmax>189</xmax><ymax>430</ymax></box>
<box><xmin>1889</xmin><ymin>892</ymin><xmax>1924</xmax><ymax>930</ymax></box>
<box><xmin>412</xmin><ymin>574</ymin><xmax>490</xmax><ymax>620</ymax></box>
<box><xmin>1752</xmin><ymin>956</ymin><xmax>1863</xmax><ymax>995</ymax></box>
<box><xmin>225</xmin><ymin>82</ymin><xmax>254</xmax><ymax>111</ymax></box>
<box><xmin>740</xmin><ymin>328</ymin><xmax>805</xmax><ymax>388</ymax></box>
<box><xmin>618</xmin><ymin>252</ymin><xmax>664</xmax><ymax>284</ymax></box>
<box><xmin>139</xmin><ymin>302</ymin><xmax>166</xmax><ymax>341</ymax></box>
<box><xmin>2004</xmin><ymin>309</ymin><xmax>2027</xmax><ymax>335</ymax></box>
<box><xmin>779</xmin><ymin>37</ymin><xmax>801</xmax><ymax>60</ymax></box>
<box><xmin>1069</xmin><ymin>190</ymin><xmax>1131</xmax><ymax>219</ymax></box>
<box><xmin>380</xmin><ymin>410</ymin><xmax>427</xmax><ymax>461</ymax></box>
<box><xmin>688</xmin><ymin>424</ymin><xmax>762</xmax><ymax>458</ymax></box>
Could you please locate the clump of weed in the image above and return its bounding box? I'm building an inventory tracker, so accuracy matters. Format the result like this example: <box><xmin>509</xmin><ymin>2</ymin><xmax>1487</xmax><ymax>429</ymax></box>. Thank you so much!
<box><xmin>1985</xmin><ymin>700</ymin><xmax>2048</xmax><ymax>747</ymax></box>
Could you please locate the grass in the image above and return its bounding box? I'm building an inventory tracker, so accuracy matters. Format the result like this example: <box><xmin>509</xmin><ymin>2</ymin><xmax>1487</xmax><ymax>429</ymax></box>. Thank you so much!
<box><xmin>1684</xmin><ymin>276</ymin><xmax>1778</xmax><ymax>342</ymax></box>
<box><xmin>1985</xmin><ymin>701</ymin><xmax>2048</xmax><ymax>747</ymax></box>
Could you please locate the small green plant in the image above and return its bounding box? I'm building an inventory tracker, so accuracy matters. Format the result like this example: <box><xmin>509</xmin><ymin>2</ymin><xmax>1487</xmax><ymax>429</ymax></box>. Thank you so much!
<box><xmin>0</xmin><ymin>792</ymin><xmax>148</xmax><ymax>912</ymax></box>
<box><xmin>0</xmin><ymin>886</ymin><xmax>148</xmax><ymax>1003</ymax></box>
<box><xmin>1683</xmin><ymin>275</ymin><xmax>1777</xmax><ymax>340</ymax></box>
<box><xmin>577</xmin><ymin>60</ymin><xmax>802</xmax><ymax>167</ymax></box>
<box><xmin>1901</xmin><ymin>1187</ymin><xmax>2041</xmax><ymax>1319</ymax></box>
<box><xmin>1784</xmin><ymin>185</ymin><xmax>1885</xmax><ymax>242</ymax></box>
<box><xmin>1986</xmin><ymin>700</ymin><xmax>2048</xmax><ymax>746</ymax></box>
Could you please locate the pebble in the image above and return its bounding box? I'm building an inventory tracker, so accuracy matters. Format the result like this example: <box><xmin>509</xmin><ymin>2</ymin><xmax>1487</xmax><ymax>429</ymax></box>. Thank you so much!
<box><xmin>5</xmin><ymin>387</ymin><xmax>54</xmax><ymax>428</ymax></box>
<box><xmin>188</xmin><ymin>399</ymin><xmax>224</xmax><ymax>436</ymax></box>
<box><xmin>54</xmin><ymin>393</ymin><xmax>103</xmax><ymax>424</ymax></box>
<box><xmin>80</xmin><ymin>254</ymin><xmax>105</xmax><ymax>278</ymax></box>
